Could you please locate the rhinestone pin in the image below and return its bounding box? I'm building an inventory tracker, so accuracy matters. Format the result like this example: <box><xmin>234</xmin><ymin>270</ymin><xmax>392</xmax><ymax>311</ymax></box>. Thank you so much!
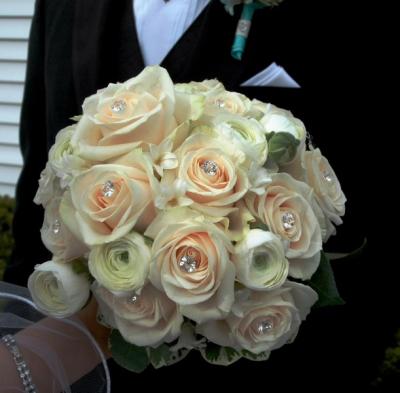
<box><xmin>215</xmin><ymin>99</ymin><xmax>226</xmax><ymax>108</ymax></box>
<box><xmin>201</xmin><ymin>160</ymin><xmax>218</xmax><ymax>176</ymax></box>
<box><xmin>323</xmin><ymin>170</ymin><xmax>333</xmax><ymax>183</ymax></box>
<box><xmin>282</xmin><ymin>212</ymin><xmax>296</xmax><ymax>231</ymax></box>
<box><xmin>179</xmin><ymin>255</ymin><xmax>198</xmax><ymax>273</ymax></box>
<box><xmin>127</xmin><ymin>294</ymin><xmax>138</xmax><ymax>304</ymax></box>
<box><xmin>102</xmin><ymin>180</ymin><xmax>115</xmax><ymax>197</ymax></box>
<box><xmin>257</xmin><ymin>319</ymin><xmax>273</xmax><ymax>334</ymax></box>
<box><xmin>52</xmin><ymin>219</ymin><xmax>61</xmax><ymax>235</ymax></box>
<box><xmin>111</xmin><ymin>99</ymin><xmax>127</xmax><ymax>113</ymax></box>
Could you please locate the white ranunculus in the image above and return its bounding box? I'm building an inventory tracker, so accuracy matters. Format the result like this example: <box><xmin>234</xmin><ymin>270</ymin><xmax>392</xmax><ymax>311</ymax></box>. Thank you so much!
<box><xmin>197</xmin><ymin>281</ymin><xmax>318</xmax><ymax>355</ymax></box>
<box><xmin>232</xmin><ymin>229</ymin><xmax>289</xmax><ymax>290</ymax></box>
<box><xmin>93</xmin><ymin>283</ymin><xmax>183</xmax><ymax>348</ymax></box>
<box><xmin>88</xmin><ymin>232</ymin><xmax>151</xmax><ymax>294</ymax></box>
<box><xmin>28</xmin><ymin>260</ymin><xmax>90</xmax><ymax>318</ymax></box>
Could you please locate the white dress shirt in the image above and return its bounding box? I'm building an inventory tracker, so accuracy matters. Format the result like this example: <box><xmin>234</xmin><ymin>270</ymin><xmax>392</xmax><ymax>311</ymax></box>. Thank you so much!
<box><xmin>133</xmin><ymin>0</ymin><xmax>210</xmax><ymax>66</ymax></box>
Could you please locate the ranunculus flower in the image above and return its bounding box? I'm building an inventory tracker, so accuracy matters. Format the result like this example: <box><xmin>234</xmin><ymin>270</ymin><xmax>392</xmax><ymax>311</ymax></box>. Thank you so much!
<box><xmin>28</xmin><ymin>260</ymin><xmax>90</xmax><ymax>318</ymax></box>
<box><xmin>303</xmin><ymin>148</ymin><xmax>346</xmax><ymax>227</ymax></box>
<box><xmin>60</xmin><ymin>149</ymin><xmax>157</xmax><ymax>245</ymax></box>
<box><xmin>245</xmin><ymin>173</ymin><xmax>322</xmax><ymax>279</ymax></box>
<box><xmin>145</xmin><ymin>208</ymin><xmax>236</xmax><ymax>324</ymax></box>
<box><xmin>48</xmin><ymin>125</ymin><xmax>88</xmax><ymax>188</ymax></box>
<box><xmin>174</xmin><ymin>132</ymin><xmax>249</xmax><ymax>217</ymax></box>
<box><xmin>88</xmin><ymin>232</ymin><xmax>151</xmax><ymax>294</ymax></box>
<box><xmin>93</xmin><ymin>283</ymin><xmax>183</xmax><ymax>348</ymax></box>
<box><xmin>197</xmin><ymin>281</ymin><xmax>318</xmax><ymax>354</ymax></box>
<box><xmin>41</xmin><ymin>197</ymin><xmax>89</xmax><ymax>262</ymax></box>
<box><xmin>71</xmin><ymin>66</ymin><xmax>200</xmax><ymax>162</ymax></box>
<box><xmin>232</xmin><ymin>229</ymin><xmax>288</xmax><ymax>290</ymax></box>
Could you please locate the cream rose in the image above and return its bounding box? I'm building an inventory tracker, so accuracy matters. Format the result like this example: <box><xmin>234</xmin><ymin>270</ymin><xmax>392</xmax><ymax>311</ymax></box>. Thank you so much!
<box><xmin>174</xmin><ymin>132</ymin><xmax>249</xmax><ymax>217</ymax></box>
<box><xmin>88</xmin><ymin>232</ymin><xmax>151</xmax><ymax>294</ymax></box>
<box><xmin>41</xmin><ymin>197</ymin><xmax>89</xmax><ymax>262</ymax></box>
<box><xmin>28</xmin><ymin>260</ymin><xmax>90</xmax><ymax>318</ymax></box>
<box><xmin>246</xmin><ymin>173</ymin><xmax>322</xmax><ymax>279</ymax></box>
<box><xmin>93</xmin><ymin>283</ymin><xmax>183</xmax><ymax>348</ymax></box>
<box><xmin>145</xmin><ymin>208</ymin><xmax>236</xmax><ymax>324</ymax></box>
<box><xmin>303</xmin><ymin>148</ymin><xmax>346</xmax><ymax>226</ymax></box>
<box><xmin>197</xmin><ymin>281</ymin><xmax>318</xmax><ymax>354</ymax></box>
<box><xmin>71</xmin><ymin>66</ymin><xmax>197</xmax><ymax>162</ymax></box>
<box><xmin>60</xmin><ymin>149</ymin><xmax>157</xmax><ymax>245</ymax></box>
<box><xmin>232</xmin><ymin>229</ymin><xmax>288</xmax><ymax>290</ymax></box>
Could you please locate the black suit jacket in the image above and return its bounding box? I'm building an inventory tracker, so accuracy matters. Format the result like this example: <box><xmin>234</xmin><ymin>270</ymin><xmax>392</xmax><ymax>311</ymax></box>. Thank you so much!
<box><xmin>4</xmin><ymin>0</ymin><xmax>393</xmax><ymax>390</ymax></box>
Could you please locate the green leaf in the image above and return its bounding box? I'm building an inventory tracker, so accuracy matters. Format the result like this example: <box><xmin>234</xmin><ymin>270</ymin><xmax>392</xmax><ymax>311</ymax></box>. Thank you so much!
<box><xmin>308</xmin><ymin>252</ymin><xmax>345</xmax><ymax>308</ymax></box>
<box><xmin>201</xmin><ymin>343</ymin><xmax>242</xmax><ymax>365</ymax></box>
<box><xmin>204</xmin><ymin>342</ymin><xmax>221</xmax><ymax>362</ymax></box>
<box><xmin>109</xmin><ymin>330</ymin><xmax>150</xmax><ymax>373</ymax></box>
<box><xmin>241</xmin><ymin>350</ymin><xmax>270</xmax><ymax>361</ymax></box>
<box><xmin>267</xmin><ymin>131</ymin><xmax>300</xmax><ymax>165</ymax></box>
<box><xmin>149</xmin><ymin>344</ymin><xmax>173</xmax><ymax>368</ymax></box>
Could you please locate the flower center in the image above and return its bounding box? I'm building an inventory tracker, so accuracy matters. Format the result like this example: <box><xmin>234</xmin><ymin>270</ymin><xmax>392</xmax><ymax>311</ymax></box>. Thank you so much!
<box><xmin>178</xmin><ymin>248</ymin><xmax>200</xmax><ymax>273</ymax></box>
<box><xmin>201</xmin><ymin>160</ymin><xmax>218</xmax><ymax>176</ymax></box>
<box><xmin>102</xmin><ymin>180</ymin><xmax>115</xmax><ymax>197</ymax></box>
<box><xmin>257</xmin><ymin>319</ymin><xmax>274</xmax><ymax>334</ymax></box>
<box><xmin>111</xmin><ymin>99</ymin><xmax>127</xmax><ymax>113</ymax></box>
<box><xmin>281</xmin><ymin>211</ymin><xmax>296</xmax><ymax>231</ymax></box>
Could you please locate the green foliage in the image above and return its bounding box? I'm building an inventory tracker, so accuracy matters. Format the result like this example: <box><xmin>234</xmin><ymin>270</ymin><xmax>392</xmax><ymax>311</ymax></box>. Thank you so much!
<box><xmin>109</xmin><ymin>330</ymin><xmax>149</xmax><ymax>373</ymax></box>
<box><xmin>0</xmin><ymin>196</ymin><xmax>15</xmax><ymax>280</ymax></box>
<box><xmin>266</xmin><ymin>131</ymin><xmax>300</xmax><ymax>165</ymax></box>
<box><xmin>307</xmin><ymin>251</ymin><xmax>345</xmax><ymax>308</ymax></box>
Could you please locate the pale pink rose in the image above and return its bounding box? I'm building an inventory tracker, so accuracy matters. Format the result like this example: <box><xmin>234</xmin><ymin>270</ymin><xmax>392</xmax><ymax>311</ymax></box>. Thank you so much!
<box><xmin>60</xmin><ymin>150</ymin><xmax>157</xmax><ymax>245</ymax></box>
<box><xmin>145</xmin><ymin>208</ymin><xmax>236</xmax><ymax>324</ymax></box>
<box><xmin>174</xmin><ymin>132</ymin><xmax>249</xmax><ymax>217</ymax></box>
<box><xmin>197</xmin><ymin>282</ymin><xmax>318</xmax><ymax>355</ymax></box>
<box><xmin>303</xmin><ymin>148</ymin><xmax>346</xmax><ymax>227</ymax></box>
<box><xmin>245</xmin><ymin>173</ymin><xmax>322</xmax><ymax>279</ymax></box>
<box><xmin>41</xmin><ymin>197</ymin><xmax>89</xmax><ymax>262</ymax></box>
<box><xmin>71</xmin><ymin>66</ymin><xmax>197</xmax><ymax>162</ymax></box>
<box><xmin>93</xmin><ymin>283</ymin><xmax>183</xmax><ymax>348</ymax></box>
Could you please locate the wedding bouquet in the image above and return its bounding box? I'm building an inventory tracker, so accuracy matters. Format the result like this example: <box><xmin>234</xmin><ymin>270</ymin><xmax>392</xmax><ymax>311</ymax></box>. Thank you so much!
<box><xmin>28</xmin><ymin>66</ymin><xmax>346</xmax><ymax>371</ymax></box>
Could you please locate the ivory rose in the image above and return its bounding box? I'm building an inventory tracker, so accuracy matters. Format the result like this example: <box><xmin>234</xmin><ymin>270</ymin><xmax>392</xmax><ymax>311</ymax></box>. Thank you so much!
<box><xmin>173</xmin><ymin>131</ymin><xmax>249</xmax><ymax>216</ymax></box>
<box><xmin>245</xmin><ymin>173</ymin><xmax>322</xmax><ymax>279</ymax></box>
<box><xmin>93</xmin><ymin>283</ymin><xmax>183</xmax><ymax>348</ymax></box>
<box><xmin>71</xmin><ymin>66</ymin><xmax>200</xmax><ymax>162</ymax></box>
<box><xmin>88</xmin><ymin>232</ymin><xmax>151</xmax><ymax>294</ymax></box>
<box><xmin>41</xmin><ymin>197</ymin><xmax>88</xmax><ymax>262</ymax></box>
<box><xmin>60</xmin><ymin>149</ymin><xmax>157</xmax><ymax>245</ymax></box>
<box><xmin>28</xmin><ymin>260</ymin><xmax>90</xmax><ymax>318</ymax></box>
<box><xmin>303</xmin><ymin>148</ymin><xmax>346</xmax><ymax>226</ymax></box>
<box><xmin>197</xmin><ymin>281</ymin><xmax>318</xmax><ymax>354</ymax></box>
<box><xmin>145</xmin><ymin>208</ymin><xmax>236</xmax><ymax>324</ymax></box>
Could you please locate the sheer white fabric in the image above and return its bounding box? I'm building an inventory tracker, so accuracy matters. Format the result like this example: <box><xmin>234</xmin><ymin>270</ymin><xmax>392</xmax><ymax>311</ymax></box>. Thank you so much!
<box><xmin>0</xmin><ymin>281</ymin><xmax>110</xmax><ymax>393</ymax></box>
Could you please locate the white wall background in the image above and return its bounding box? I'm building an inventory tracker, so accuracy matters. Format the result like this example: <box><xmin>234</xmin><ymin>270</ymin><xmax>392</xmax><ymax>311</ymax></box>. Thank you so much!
<box><xmin>0</xmin><ymin>0</ymin><xmax>35</xmax><ymax>196</ymax></box>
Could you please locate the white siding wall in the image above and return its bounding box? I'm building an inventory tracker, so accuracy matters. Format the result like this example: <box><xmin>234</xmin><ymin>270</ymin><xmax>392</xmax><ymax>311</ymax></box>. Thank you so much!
<box><xmin>0</xmin><ymin>0</ymin><xmax>35</xmax><ymax>196</ymax></box>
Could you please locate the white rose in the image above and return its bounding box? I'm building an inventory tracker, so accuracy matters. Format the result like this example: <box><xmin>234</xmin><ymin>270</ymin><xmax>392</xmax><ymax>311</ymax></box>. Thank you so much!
<box><xmin>303</xmin><ymin>148</ymin><xmax>346</xmax><ymax>226</ymax></box>
<box><xmin>197</xmin><ymin>281</ymin><xmax>318</xmax><ymax>355</ymax></box>
<box><xmin>93</xmin><ymin>283</ymin><xmax>183</xmax><ymax>348</ymax></box>
<box><xmin>41</xmin><ymin>197</ymin><xmax>89</xmax><ymax>263</ymax></box>
<box><xmin>232</xmin><ymin>229</ymin><xmax>289</xmax><ymax>290</ymax></box>
<box><xmin>145</xmin><ymin>208</ymin><xmax>236</xmax><ymax>324</ymax></box>
<box><xmin>245</xmin><ymin>173</ymin><xmax>322</xmax><ymax>280</ymax></box>
<box><xmin>88</xmin><ymin>232</ymin><xmax>151</xmax><ymax>294</ymax></box>
<box><xmin>28</xmin><ymin>260</ymin><xmax>90</xmax><ymax>318</ymax></box>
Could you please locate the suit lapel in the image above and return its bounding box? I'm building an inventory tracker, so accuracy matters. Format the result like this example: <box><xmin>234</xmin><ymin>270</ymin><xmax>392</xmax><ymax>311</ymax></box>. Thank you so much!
<box><xmin>73</xmin><ymin>0</ymin><xmax>144</xmax><ymax>108</ymax></box>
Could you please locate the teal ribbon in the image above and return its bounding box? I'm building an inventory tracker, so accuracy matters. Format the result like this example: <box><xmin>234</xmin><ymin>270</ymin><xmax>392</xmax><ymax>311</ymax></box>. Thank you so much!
<box><xmin>231</xmin><ymin>1</ymin><xmax>267</xmax><ymax>61</ymax></box>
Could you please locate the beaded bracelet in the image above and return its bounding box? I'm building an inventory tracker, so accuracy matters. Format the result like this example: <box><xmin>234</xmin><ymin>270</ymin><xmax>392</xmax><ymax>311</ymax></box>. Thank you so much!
<box><xmin>1</xmin><ymin>334</ymin><xmax>37</xmax><ymax>393</ymax></box>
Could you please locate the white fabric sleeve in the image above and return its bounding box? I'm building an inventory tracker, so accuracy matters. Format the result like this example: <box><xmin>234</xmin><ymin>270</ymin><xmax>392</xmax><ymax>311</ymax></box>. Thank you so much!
<box><xmin>0</xmin><ymin>281</ymin><xmax>110</xmax><ymax>393</ymax></box>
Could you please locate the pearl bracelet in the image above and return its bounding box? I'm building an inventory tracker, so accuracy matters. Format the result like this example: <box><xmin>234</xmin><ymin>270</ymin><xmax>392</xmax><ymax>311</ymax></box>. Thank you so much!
<box><xmin>1</xmin><ymin>334</ymin><xmax>37</xmax><ymax>393</ymax></box>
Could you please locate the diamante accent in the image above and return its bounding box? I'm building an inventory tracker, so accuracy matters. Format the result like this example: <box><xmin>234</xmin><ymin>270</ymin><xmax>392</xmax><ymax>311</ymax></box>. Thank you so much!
<box><xmin>215</xmin><ymin>99</ymin><xmax>225</xmax><ymax>108</ymax></box>
<box><xmin>201</xmin><ymin>160</ymin><xmax>218</xmax><ymax>176</ymax></box>
<box><xmin>127</xmin><ymin>294</ymin><xmax>138</xmax><ymax>304</ymax></box>
<box><xmin>281</xmin><ymin>212</ymin><xmax>296</xmax><ymax>231</ymax></box>
<box><xmin>179</xmin><ymin>255</ymin><xmax>198</xmax><ymax>273</ymax></box>
<box><xmin>257</xmin><ymin>319</ymin><xmax>273</xmax><ymax>334</ymax></box>
<box><xmin>323</xmin><ymin>170</ymin><xmax>333</xmax><ymax>183</ymax></box>
<box><xmin>111</xmin><ymin>99</ymin><xmax>127</xmax><ymax>113</ymax></box>
<box><xmin>102</xmin><ymin>180</ymin><xmax>115</xmax><ymax>197</ymax></box>
<box><xmin>52</xmin><ymin>219</ymin><xmax>61</xmax><ymax>235</ymax></box>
